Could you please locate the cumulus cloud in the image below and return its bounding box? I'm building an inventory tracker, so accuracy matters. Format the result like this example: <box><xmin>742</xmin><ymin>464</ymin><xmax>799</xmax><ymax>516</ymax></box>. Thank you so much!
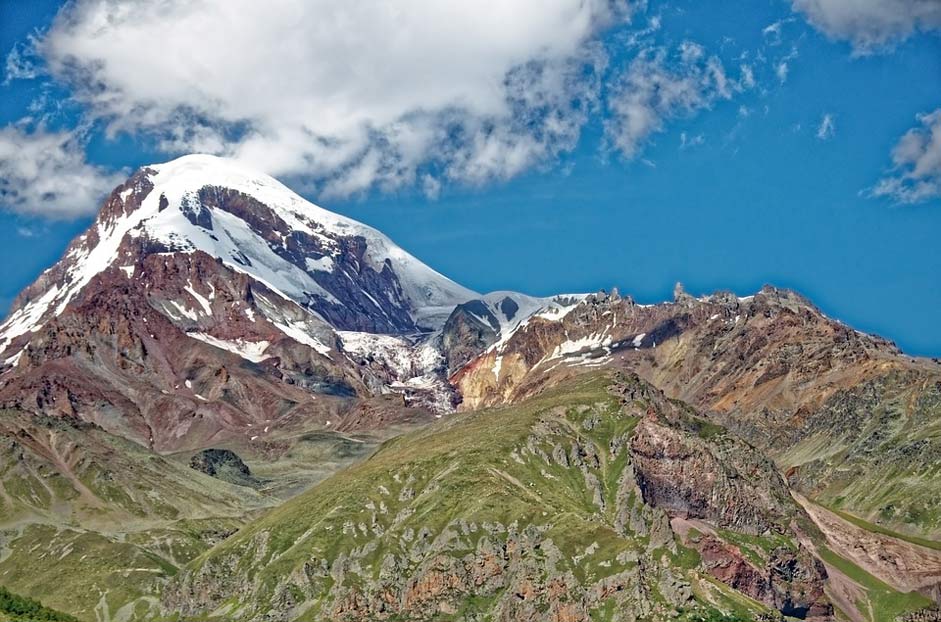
<box><xmin>0</xmin><ymin>125</ymin><xmax>124</xmax><ymax>217</ymax></box>
<box><xmin>792</xmin><ymin>0</ymin><xmax>941</xmax><ymax>53</ymax></box>
<box><xmin>870</xmin><ymin>109</ymin><xmax>941</xmax><ymax>204</ymax></box>
<box><xmin>816</xmin><ymin>113</ymin><xmax>836</xmax><ymax>140</ymax></box>
<box><xmin>34</xmin><ymin>0</ymin><xmax>634</xmax><ymax>197</ymax></box>
<box><xmin>604</xmin><ymin>42</ymin><xmax>752</xmax><ymax>158</ymax></box>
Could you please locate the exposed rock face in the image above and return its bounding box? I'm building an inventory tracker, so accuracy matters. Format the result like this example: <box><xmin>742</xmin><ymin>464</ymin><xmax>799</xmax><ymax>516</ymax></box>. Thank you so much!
<box><xmin>190</xmin><ymin>448</ymin><xmax>253</xmax><ymax>485</ymax></box>
<box><xmin>440</xmin><ymin>302</ymin><xmax>498</xmax><ymax>373</ymax></box>
<box><xmin>611</xmin><ymin>375</ymin><xmax>831</xmax><ymax>619</ymax></box>
<box><xmin>693</xmin><ymin>534</ymin><xmax>831</xmax><ymax>619</ymax></box>
<box><xmin>628</xmin><ymin>398</ymin><xmax>795</xmax><ymax>535</ymax></box>
<box><xmin>0</xmin><ymin>251</ymin><xmax>371</xmax><ymax>452</ymax></box>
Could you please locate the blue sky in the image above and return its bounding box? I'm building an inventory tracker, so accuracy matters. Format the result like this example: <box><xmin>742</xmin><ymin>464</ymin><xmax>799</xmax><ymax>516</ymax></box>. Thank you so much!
<box><xmin>1</xmin><ymin>0</ymin><xmax>940</xmax><ymax>355</ymax></box>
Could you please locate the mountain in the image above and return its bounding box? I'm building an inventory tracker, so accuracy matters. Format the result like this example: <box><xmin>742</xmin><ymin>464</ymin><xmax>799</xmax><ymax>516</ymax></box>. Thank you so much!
<box><xmin>1</xmin><ymin>155</ymin><xmax>941</xmax><ymax>622</ymax></box>
<box><xmin>450</xmin><ymin>285</ymin><xmax>941</xmax><ymax>539</ymax></box>
<box><xmin>0</xmin><ymin>154</ymin><xmax>480</xmax><ymax>452</ymax></box>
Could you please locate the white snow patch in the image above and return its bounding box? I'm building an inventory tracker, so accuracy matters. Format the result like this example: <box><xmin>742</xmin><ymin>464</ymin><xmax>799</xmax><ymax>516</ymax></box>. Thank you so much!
<box><xmin>550</xmin><ymin>332</ymin><xmax>612</xmax><ymax>359</ymax></box>
<box><xmin>119</xmin><ymin>265</ymin><xmax>136</xmax><ymax>278</ymax></box>
<box><xmin>632</xmin><ymin>333</ymin><xmax>646</xmax><ymax>348</ymax></box>
<box><xmin>167</xmin><ymin>300</ymin><xmax>199</xmax><ymax>322</ymax></box>
<box><xmin>184</xmin><ymin>281</ymin><xmax>212</xmax><ymax>315</ymax></box>
<box><xmin>3</xmin><ymin>349</ymin><xmax>24</xmax><ymax>368</ymax></box>
<box><xmin>188</xmin><ymin>332</ymin><xmax>271</xmax><ymax>362</ymax></box>
<box><xmin>305</xmin><ymin>256</ymin><xmax>334</xmax><ymax>272</ymax></box>
<box><xmin>339</xmin><ymin>331</ymin><xmax>413</xmax><ymax>376</ymax></box>
<box><xmin>273</xmin><ymin>320</ymin><xmax>332</xmax><ymax>355</ymax></box>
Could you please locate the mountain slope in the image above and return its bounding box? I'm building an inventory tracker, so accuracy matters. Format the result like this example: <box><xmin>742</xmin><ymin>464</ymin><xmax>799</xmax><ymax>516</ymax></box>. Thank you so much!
<box><xmin>451</xmin><ymin>286</ymin><xmax>941</xmax><ymax>539</ymax></box>
<box><xmin>163</xmin><ymin>373</ymin><xmax>841</xmax><ymax>622</ymax></box>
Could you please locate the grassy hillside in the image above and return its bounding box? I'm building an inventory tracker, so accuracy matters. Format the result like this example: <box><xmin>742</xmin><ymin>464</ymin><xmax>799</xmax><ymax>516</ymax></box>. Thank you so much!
<box><xmin>162</xmin><ymin>373</ymin><xmax>831</xmax><ymax>621</ymax></box>
<box><xmin>0</xmin><ymin>407</ymin><xmax>388</xmax><ymax>620</ymax></box>
<box><xmin>776</xmin><ymin>371</ymin><xmax>941</xmax><ymax>538</ymax></box>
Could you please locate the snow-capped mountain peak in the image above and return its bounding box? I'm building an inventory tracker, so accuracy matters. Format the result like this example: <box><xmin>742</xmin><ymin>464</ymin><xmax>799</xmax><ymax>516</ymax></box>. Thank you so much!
<box><xmin>0</xmin><ymin>154</ymin><xmax>477</xmax><ymax>358</ymax></box>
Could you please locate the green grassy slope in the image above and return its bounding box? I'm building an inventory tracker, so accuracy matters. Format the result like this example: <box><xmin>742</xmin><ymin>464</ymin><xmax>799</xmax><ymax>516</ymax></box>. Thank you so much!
<box><xmin>162</xmin><ymin>373</ymin><xmax>815</xmax><ymax>622</ymax></box>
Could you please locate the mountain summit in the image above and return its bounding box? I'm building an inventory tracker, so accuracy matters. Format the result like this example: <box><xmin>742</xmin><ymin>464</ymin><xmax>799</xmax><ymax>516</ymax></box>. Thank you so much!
<box><xmin>1</xmin><ymin>154</ymin><xmax>476</xmax><ymax>352</ymax></box>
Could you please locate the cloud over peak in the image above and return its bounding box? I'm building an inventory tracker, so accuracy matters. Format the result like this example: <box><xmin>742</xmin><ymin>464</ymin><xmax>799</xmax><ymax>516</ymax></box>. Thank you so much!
<box><xmin>0</xmin><ymin>125</ymin><xmax>125</xmax><ymax>217</ymax></box>
<box><xmin>36</xmin><ymin>0</ymin><xmax>634</xmax><ymax>198</ymax></box>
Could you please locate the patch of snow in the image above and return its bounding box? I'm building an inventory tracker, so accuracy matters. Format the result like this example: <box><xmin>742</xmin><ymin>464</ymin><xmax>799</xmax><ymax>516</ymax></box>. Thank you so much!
<box><xmin>187</xmin><ymin>332</ymin><xmax>271</xmax><ymax>362</ymax></box>
<box><xmin>339</xmin><ymin>330</ymin><xmax>452</xmax><ymax>411</ymax></box>
<box><xmin>492</xmin><ymin>355</ymin><xmax>503</xmax><ymax>380</ymax></box>
<box><xmin>305</xmin><ymin>256</ymin><xmax>334</xmax><ymax>272</ymax></box>
<box><xmin>3</xmin><ymin>349</ymin><xmax>24</xmax><ymax>368</ymax></box>
<box><xmin>551</xmin><ymin>332</ymin><xmax>613</xmax><ymax>359</ymax></box>
<box><xmin>0</xmin><ymin>283</ymin><xmax>61</xmax><ymax>354</ymax></box>
<box><xmin>166</xmin><ymin>300</ymin><xmax>199</xmax><ymax>322</ymax></box>
<box><xmin>632</xmin><ymin>333</ymin><xmax>646</xmax><ymax>347</ymax></box>
<box><xmin>184</xmin><ymin>281</ymin><xmax>212</xmax><ymax>315</ymax></box>
<box><xmin>119</xmin><ymin>265</ymin><xmax>136</xmax><ymax>278</ymax></box>
<box><xmin>339</xmin><ymin>331</ymin><xmax>413</xmax><ymax>376</ymax></box>
<box><xmin>273</xmin><ymin>320</ymin><xmax>332</xmax><ymax>356</ymax></box>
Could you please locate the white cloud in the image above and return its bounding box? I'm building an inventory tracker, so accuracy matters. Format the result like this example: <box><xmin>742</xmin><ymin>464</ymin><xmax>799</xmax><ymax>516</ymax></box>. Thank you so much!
<box><xmin>0</xmin><ymin>125</ymin><xmax>124</xmax><ymax>217</ymax></box>
<box><xmin>870</xmin><ymin>108</ymin><xmax>941</xmax><ymax>204</ymax></box>
<box><xmin>792</xmin><ymin>0</ymin><xmax>941</xmax><ymax>53</ymax></box>
<box><xmin>679</xmin><ymin>132</ymin><xmax>705</xmax><ymax>149</ymax></box>
<box><xmin>4</xmin><ymin>41</ymin><xmax>41</xmax><ymax>83</ymax></box>
<box><xmin>604</xmin><ymin>42</ymin><xmax>751</xmax><ymax>158</ymax></box>
<box><xmin>763</xmin><ymin>21</ymin><xmax>785</xmax><ymax>46</ymax></box>
<box><xmin>35</xmin><ymin>0</ymin><xmax>634</xmax><ymax>197</ymax></box>
<box><xmin>816</xmin><ymin>113</ymin><xmax>836</xmax><ymax>140</ymax></box>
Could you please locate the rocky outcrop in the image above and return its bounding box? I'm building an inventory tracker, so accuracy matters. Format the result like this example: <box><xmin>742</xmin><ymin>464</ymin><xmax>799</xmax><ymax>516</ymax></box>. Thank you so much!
<box><xmin>190</xmin><ymin>448</ymin><xmax>255</xmax><ymax>486</ymax></box>
<box><xmin>440</xmin><ymin>302</ymin><xmax>498</xmax><ymax>373</ymax></box>
<box><xmin>900</xmin><ymin>607</ymin><xmax>941</xmax><ymax>622</ymax></box>
<box><xmin>629</xmin><ymin>404</ymin><xmax>795</xmax><ymax>535</ymax></box>
<box><xmin>692</xmin><ymin>534</ymin><xmax>831</xmax><ymax>619</ymax></box>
